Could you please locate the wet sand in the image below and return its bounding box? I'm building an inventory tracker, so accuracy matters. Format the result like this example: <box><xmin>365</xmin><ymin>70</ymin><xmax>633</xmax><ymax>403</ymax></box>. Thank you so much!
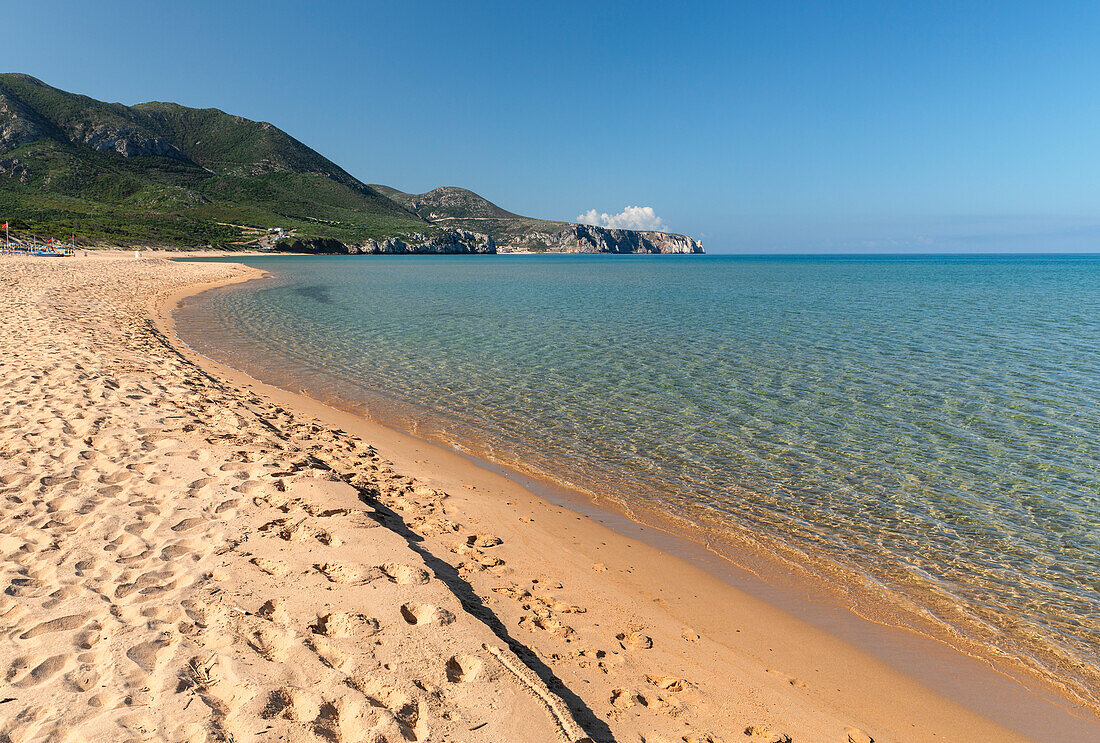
<box><xmin>0</xmin><ymin>250</ymin><xmax>1095</xmax><ymax>742</ymax></box>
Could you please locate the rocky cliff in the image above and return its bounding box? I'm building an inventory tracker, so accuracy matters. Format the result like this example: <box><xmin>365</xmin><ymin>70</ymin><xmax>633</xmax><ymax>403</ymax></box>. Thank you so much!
<box><xmin>502</xmin><ymin>224</ymin><xmax>703</xmax><ymax>254</ymax></box>
<box><xmin>277</xmin><ymin>228</ymin><xmax>495</xmax><ymax>255</ymax></box>
<box><xmin>373</xmin><ymin>185</ymin><xmax>704</xmax><ymax>254</ymax></box>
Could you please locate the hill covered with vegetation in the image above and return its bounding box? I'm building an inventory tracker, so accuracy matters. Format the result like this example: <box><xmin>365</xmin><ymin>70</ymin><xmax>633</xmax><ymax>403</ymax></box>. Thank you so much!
<box><xmin>0</xmin><ymin>73</ymin><xmax>429</xmax><ymax>247</ymax></box>
<box><xmin>374</xmin><ymin>185</ymin><xmax>703</xmax><ymax>253</ymax></box>
<box><xmin>370</xmin><ymin>185</ymin><xmax>573</xmax><ymax>246</ymax></box>
<box><xmin>0</xmin><ymin>74</ymin><xmax>701</xmax><ymax>253</ymax></box>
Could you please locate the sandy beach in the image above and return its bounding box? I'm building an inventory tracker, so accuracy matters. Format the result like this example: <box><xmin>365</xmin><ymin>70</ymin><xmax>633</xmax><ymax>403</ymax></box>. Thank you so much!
<box><xmin>0</xmin><ymin>251</ymin><xmax>1094</xmax><ymax>743</ymax></box>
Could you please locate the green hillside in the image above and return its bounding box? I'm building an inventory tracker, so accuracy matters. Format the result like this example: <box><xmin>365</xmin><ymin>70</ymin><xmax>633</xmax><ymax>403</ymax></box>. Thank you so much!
<box><xmin>0</xmin><ymin>73</ymin><xmax>429</xmax><ymax>247</ymax></box>
<box><xmin>0</xmin><ymin>74</ymin><xmax>702</xmax><ymax>253</ymax></box>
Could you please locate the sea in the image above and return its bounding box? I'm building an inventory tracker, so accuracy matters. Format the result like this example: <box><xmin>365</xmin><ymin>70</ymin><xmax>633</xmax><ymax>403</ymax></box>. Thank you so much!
<box><xmin>175</xmin><ymin>253</ymin><xmax>1100</xmax><ymax>709</ymax></box>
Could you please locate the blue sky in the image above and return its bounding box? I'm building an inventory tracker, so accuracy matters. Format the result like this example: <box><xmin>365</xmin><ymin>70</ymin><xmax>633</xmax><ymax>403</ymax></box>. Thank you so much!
<box><xmin>4</xmin><ymin>1</ymin><xmax>1099</xmax><ymax>252</ymax></box>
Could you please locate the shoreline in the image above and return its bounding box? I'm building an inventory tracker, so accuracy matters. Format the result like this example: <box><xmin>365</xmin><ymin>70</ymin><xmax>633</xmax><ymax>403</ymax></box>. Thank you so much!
<box><xmin>161</xmin><ymin>254</ymin><xmax>1100</xmax><ymax>741</ymax></box>
<box><xmin>4</xmin><ymin>251</ymin><xmax>610</xmax><ymax>741</ymax></box>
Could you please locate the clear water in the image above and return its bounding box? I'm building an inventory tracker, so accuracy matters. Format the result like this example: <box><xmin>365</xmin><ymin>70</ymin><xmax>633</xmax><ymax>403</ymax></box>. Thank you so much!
<box><xmin>176</xmin><ymin>254</ymin><xmax>1100</xmax><ymax>708</ymax></box>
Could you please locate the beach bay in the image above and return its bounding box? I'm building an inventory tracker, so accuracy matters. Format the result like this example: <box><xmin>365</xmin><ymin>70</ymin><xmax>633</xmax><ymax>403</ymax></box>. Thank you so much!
<box><xmin>3</xmin><ymin>252</ymin><xmax>1096</xmax><ymax>740</ymax></box>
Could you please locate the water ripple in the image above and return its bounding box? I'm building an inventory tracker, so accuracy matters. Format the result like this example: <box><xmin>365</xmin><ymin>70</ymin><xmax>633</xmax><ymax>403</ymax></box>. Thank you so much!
<box><xmin>178</xmin><ymin>254</ymin><xmax>1100</xmax><ymax>709</ymax></box>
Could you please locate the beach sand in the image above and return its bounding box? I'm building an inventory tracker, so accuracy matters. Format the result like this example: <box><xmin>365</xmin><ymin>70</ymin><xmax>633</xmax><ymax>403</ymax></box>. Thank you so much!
<box><xmin>0</xmin><ymin>251</ymin><xmax>1091</xmax><ymax>742</ymax></box>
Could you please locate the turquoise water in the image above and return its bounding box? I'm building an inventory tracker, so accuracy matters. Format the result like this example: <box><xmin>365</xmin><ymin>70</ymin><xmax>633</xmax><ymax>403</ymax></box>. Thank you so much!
<box><xmin>177</xmin><ymin>254</ymin><xmax>1100</xmax><ymax>706</ymax></box>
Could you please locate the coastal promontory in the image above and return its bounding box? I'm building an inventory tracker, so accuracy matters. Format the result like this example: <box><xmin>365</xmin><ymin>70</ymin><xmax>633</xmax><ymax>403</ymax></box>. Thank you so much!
<box><xmin>0</xmin><ymin>73</ymin><xmax>702</xmax><ymax>254</ymax></box>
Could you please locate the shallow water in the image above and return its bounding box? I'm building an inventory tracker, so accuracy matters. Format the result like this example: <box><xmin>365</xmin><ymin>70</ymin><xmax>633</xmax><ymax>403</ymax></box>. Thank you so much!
<box><xmin>177</xmin><ymin>253</ymin><xmax>1100</xmax><ymax>707</ymax></box>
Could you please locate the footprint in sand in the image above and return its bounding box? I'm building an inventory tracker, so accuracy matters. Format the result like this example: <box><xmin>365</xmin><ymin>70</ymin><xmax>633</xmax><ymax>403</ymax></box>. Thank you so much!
<box><xmin>12</xmin><ymin>655</ymin><xmax>70</xmax><ymax>688</ymax></box>
<box><xmin>646</xmin><ymin>674</ymin><xmax>689</xmax><ymax>693</ymax></box>
<box><xmin>263</xmin><ymin>687</ymin><xmax>322</xmax><ymax>722</ymax></box>
<box><xmin>170</xmin><ymin>516</ymin><xmax>204</xmax><ymax>532</ymax></box>
<box><xmin>413</xmin><ymin>516</ymin><xmax>461</xmax><ymax>536</ymax></box>
<box><xmin>346</xmin><ymin>674</ymin><xmax>426</xmax><ymax>736</ymax></box>
<box><xmin>638</xmin><ymin>692</ymin><xmax>680</xmax><ymax>716</ymax></box>
<box><xmin>258</xmin><ymin>598</ymin><xmax>291</xmax><ymax>624</ymax></box>
<box><xmin>160</xmin><ymin>543</ymin><xmax>193</xmax><ymax>561</ymax></box>
<box><xmin>846</xmin><ymin>727</ymin><xmax>875</xmax><ymax>743</ymax></box>
<box><xmin>493</xmin><ymin>584</ymin><xmax>531</xmax><ymax>602</ymax></box>
<box><xmin>307</xmin><ymin>636</ymin><xmax>353</xmax><ymax>672</ymax></box>
<box><xmin>315</xmin><ymin>562</ymin><xmax>381</xmax><ymax>585</ymax></box>
<box><xmin>7</xmin><ymin>654</ymin><xmax>42</xmax><ymax>683</ymax></box>
<box><xmin>115</xmin><ymin>569</ymin><xmax>176</xmax><ymax>601</ymax></box>
<box><xmin>547</xmin><ymin>599</ymin><xmax>585</xmax><ymax>614</ymax></box>
<box><xmin>457</xmin><ymin>550</ymin><xmax>505</xmax><ymax>573</ymax></box>
<box><xmin>74</xmin><ymin>622</ymin><xmax>106</xmax><ymax>650</ymax></box>
<box><xmin>66</xmin><ymin>664</ymin><xmax>100</xmax><ymax>692</ymax></box>
<box><xmin>18</xmin><ymin>613</ymin><xmax>88</xmax><ymax>639</ymax></box>
<box><xmin>214</xmin><ymin>498</ymin><xmax>239</xmax><ymax>514</ymax></box>
<box><xmin>616</xmin><ymin>630</ymin><xmax>653</xmax><ymax>651</ymax></box>
<box><xmin>260</xmin><ymin>517</ymin><xmax>340</xmax><ymax>546</ymax></box>
<box><xmin>181</xmin><ymin>654</ymin><xmax>255</xmax><ymax>718</ymax></box>
<box><xmin>99</xmin><ymin>470</ymin><xmax>131</xmax><ymax>486</ymax></box>
<box><xmin>380</xmin><ymin>563</ymin><xmax>429</xmax><ymax>585</ymax></box>
<box><xmin>233</xmin><ymin>480</ymin><xmax>269</xmax><ymax>497</ymax></box>
<box><xmin>182</xmin><ymin>599</ymin><xmax>231</xmax><ymax>630</ymax></box>
<box><xmin>251</xmin><ymin>556</ymin><xmax>291</xmax><ymax>577</ymax></box>
<box><xmin>188</xmin><ymin>475</ymin><xmax>219</xmax><ymax>490</ymax></box>
<box><xmin>610</xmin><ymin>688</ymin><xmax>642</xmax><ymax>709</ymax></box>
<box><xmin>314</xmin><ymin>697</ymin><xmax>375</xmax><ymax>743</ymax></box>
<box><xmin>466</xmin><ymin>533</ymin><xmax>502</xmax><ymax>549</ymax></box>
<box><xmin>126</xmin><ymin>635</ymin><xmax>174</xmax><ymax>674</ymax></box>
<box><xmin>311</xmin><ymin>612</ymin><xmax>381</xmax><ymax>638</ymax></box>
<box><xmin>247</xmin><ymin>624</ymin><xmax>295</xmax><ymax>662</ymax></box>
<box><xmin>302</xmin><ymin>504</ymin><xmax>353</xmax><ymax>518</ymax></box>
<box><xmin>445</xmin><ymin>654</ymin><xmax>482</xmax><ymax>683</ymax></box>
<box><xmin>518</xmin><ymin>613</ymin><xmax>575</xmax><ymax>639</ymax></box>
<box><xmin>6</xmin><ymin>576</ymin><xmax>48</xmax><ymax>598</ymax></box>
<box><xmin>400</xmin><ymin>603</ymin><xmax>456</xmax><ymax>627</ymax></box>
<box><xmin>743</xmin><ymin>725</ymin><xmax>793</xmax><ymax>743</ymax></box>
<box><xmin>766</xmin><ymin>668</ymin><xmax>808</xmax><ymax>689</ymax></box>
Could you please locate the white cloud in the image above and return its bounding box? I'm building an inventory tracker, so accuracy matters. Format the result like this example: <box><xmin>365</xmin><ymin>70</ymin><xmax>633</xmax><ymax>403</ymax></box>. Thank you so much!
<box><xmin>576</xmin><ymin>205</ymin><xmax>665</xmax><ymax>231</ymax></box>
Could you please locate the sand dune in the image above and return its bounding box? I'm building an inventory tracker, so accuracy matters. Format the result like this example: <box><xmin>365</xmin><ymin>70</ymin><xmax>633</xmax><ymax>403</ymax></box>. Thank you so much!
<box><xmin>0</xmin><ymin>252</ymin><xmax>1084</xmax><ymax>742</ymax></box>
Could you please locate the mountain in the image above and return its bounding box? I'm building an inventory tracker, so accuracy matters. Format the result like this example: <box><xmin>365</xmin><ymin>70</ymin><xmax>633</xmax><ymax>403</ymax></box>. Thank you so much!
<box><xmin>372</xmin><ymin>185</ymin><xmax>703</xmax><ymax>254</ymax></box>
<box><xmin>0</xmin><ymin>73</ymin><xmax>430</xmax><ymax>247</ymax></box>
<box><xmin>0</xmin><ymin>74</ymin><xmax>702</xmax><ymax>253</ymax></box>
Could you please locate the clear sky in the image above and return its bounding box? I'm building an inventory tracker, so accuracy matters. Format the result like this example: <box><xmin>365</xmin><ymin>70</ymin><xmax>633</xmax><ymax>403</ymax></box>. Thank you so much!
<box><xmin>5</xmin><ymin>1</ymin><xmax>1099</xmax><ymax>252</ymax></box>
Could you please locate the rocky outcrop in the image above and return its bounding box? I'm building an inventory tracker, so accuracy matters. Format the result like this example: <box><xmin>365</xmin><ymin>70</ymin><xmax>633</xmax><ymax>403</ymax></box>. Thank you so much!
<box><xmin>353</xmin><ymin>228</ymin><xmax>494</xmax><ymax>254</ymax></box>
<box><xmin>1</xmin><ymin>87</ymin><xmax>190</xmax><ymax>162</ymax></box>
<box><xmin>69</xmin><ymin>123</ymin><xmax>189</xmax><ymax>160</ymax></box>
<box><xmin>277</xmin><ymin>228</ymin><xmax>495</xmax><ymax>255</ymax></box>
<box><xmin>274</xmin><ymin>225</ymin><xmax>703</xmax><ymax>257</ymax></box>
<box><xmin>0</xmin><ymin>157</ymin><xmax>30</xmax><ymax>182</ymax></box>
<box><xmin>374</xmin><ymin>185</ymin><xmax>706</xmax><ymax>255</ymax></box>
<box><xmin>274</xmin><ymin>237</ymin><xmax>349</xmax><ymax>254</ymax></box>
<box><xmin>0</xmin><ymin>92</ymin><xmax>54</xmax><ymax>153</ymax></box>
<box><xmin>504</xmin><ymin>224</ymin><xmax>703</xmax><ymax>254</ymax></box>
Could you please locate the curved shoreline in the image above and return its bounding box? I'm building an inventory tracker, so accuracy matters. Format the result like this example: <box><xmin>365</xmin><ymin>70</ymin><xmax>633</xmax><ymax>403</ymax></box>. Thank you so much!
<box><xmin>160</xmin><ymin>252</ymin><xmax>1099</xmax><ymax>742</ymax></box>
